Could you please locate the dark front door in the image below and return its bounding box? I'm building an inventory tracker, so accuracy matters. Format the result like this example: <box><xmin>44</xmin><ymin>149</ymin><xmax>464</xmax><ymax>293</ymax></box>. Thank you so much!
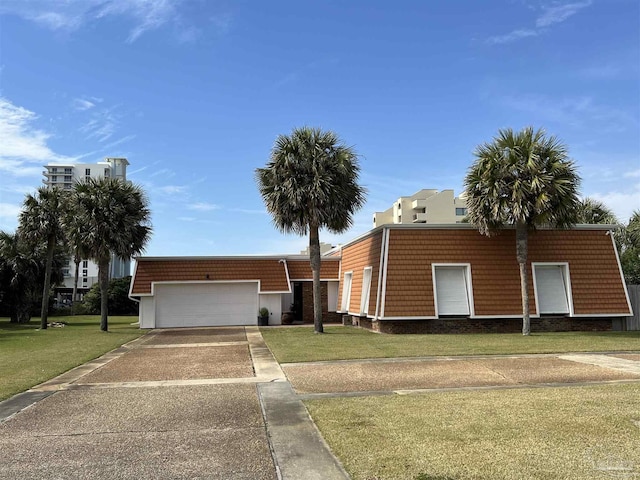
<box><xmin>293</xmin><ymin>282</ymin><xmax>303</xmax><ymax>322</ymax></box>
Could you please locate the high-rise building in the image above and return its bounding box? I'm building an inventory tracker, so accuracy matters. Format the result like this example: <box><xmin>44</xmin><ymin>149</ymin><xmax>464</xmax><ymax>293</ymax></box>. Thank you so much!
<box><xmin>373</xmin><ymin>189</ymin><xmax>468</xmax><ymax>227</ymax></box>
<box><xmin>42</xmin><ymin>157</ymin><xmax>131</xmax><ymax>303</ymax></box>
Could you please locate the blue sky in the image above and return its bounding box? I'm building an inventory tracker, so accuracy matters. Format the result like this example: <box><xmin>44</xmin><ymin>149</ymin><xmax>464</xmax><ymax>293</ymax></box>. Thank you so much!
<box><xmin>0</xmin><ymin>0</ymin><xmax>638</xmax><ymax>256</ymax></box>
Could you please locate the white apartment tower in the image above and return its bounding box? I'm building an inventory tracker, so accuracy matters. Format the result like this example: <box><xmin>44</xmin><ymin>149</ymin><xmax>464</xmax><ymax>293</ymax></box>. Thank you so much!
<box><xmin>373</xmin><ymin>189</ymin><xmax>468</xmax><ymax>227</ymax></box>
<box><xmin>42</xmin><ymin>157</ymin><xmax>131</xmax><ymax>303</ymax></box>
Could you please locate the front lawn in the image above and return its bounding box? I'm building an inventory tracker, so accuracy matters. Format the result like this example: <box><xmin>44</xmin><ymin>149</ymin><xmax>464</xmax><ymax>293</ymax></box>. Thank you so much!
<box><xmin>306</xmin><ymin>384</ymin><xmax>640</xmax><ymax>480</ymax></box>
<box><xmin>0</xmin><ymin>316</ymin><xmax>144</xmax><ymax>401</ymax></box>
<box><xmin>261</xmin><ymin>326</ymin><xmax>640</xmax><ymax>363</ymax></box>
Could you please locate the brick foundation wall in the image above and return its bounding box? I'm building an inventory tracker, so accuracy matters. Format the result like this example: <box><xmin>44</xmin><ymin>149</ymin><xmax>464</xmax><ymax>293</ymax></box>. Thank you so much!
<box><xmin>301</xmin><ymin>281</ymin><xmax>342</xmax><ymax>324</ymax></box>
<box><xmin>349</xmin><ymin>316</ymin><xmax>613</xmax><ymax>334</ymax></box>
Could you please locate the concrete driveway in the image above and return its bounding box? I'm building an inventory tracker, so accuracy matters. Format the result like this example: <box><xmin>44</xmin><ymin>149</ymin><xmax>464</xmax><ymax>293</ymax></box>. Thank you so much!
<box><xmin>0</xmin><ymin>327</ymin><xmax>348</xmax><ymax>480</ymax></box>
<box><xmin>2</xmin><ymin>326</ymin><xmax>640</xmax><ymax>479</ymax></box>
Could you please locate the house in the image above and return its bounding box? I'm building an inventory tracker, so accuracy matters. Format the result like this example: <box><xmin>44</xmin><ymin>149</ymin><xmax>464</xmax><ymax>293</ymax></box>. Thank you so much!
<box><xmin>43</xmin><ymin>157</ymin><xmax>131</xmax><ymax>303</ymax></box>
<box><xmin>373</xmin><ymin>189</ymin><xmax>467</xmax><ymax>227</ymax></box>
<box><xmin>129</xmin><ymin>256</ymin><xmax>341</xmax><ymax>328</ymax></box>
<box><xmin>129</xmin><ymin>223</ymin><xmax>632</xmax><ymax>333</ymax></box>
<box><xmin>336</xmin><ymin>223</ymin><xmax>632</xmax><ymax>333</ymax></box>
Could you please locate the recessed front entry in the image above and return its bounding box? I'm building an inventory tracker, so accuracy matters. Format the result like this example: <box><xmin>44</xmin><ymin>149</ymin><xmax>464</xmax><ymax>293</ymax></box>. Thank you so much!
<box><xmin>154</xmin><ymin>282</ymin><xmax>259</xmax><ymax>328</ymax></box>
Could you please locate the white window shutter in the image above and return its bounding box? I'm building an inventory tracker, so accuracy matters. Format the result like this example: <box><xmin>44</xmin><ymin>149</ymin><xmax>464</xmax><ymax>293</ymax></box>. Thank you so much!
<box><xmin>535</xmin><ymin>266</ymin><xmax>569</xmax><ymax>314</ymax></box>
<box><xmin>435</xmin><ymin>267</ymin><xmax>470</xmax><ymax>316</ymax></box>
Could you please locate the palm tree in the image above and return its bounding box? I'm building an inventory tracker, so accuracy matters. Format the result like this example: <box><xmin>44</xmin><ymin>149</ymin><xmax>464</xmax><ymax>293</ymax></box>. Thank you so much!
<box><xmin>619</xmin><ymin>211</ymin><xmax>640</xmax><ymax>284</ymax></box>
<box><xmin>577</xmin><ymin>198</ymin><xmax>619</xmax><ymax>225</ymax></box>
<box><xmin>0</xmin><ymin>231</ymin><xmax>40</xmax><ymax>323</ymax></box>
<box><xmin>74</xmin><ymin>178</ymin><xmax>152</xmax><ymax>331</ymax></box>
<box><xmin>256</xmin><ymin>127</ymin><xmax>366</xmax><ymax>333</ymax></box>
<box><xmin>464</xmin><ymin>127</ymin><xmax>581</xmax><ymax>335</ymax></box>
<box><xmin>18</xmin><ymin>187</ymin><xmax>68</xmax><ymax>329</ymax></box>
<box><xmin>64</xmin><ymin>190</ymin><xmax>91</xmax><ymax>309</ymax></box>
<box><xmin>0</xmin><ymin>231</ymin><xmax>66</xmax><ymax>323</ymax></box>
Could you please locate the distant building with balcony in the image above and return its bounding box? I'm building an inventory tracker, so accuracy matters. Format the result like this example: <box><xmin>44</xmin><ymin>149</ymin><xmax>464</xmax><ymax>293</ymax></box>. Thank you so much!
<box><xmin>42</xmin><ymin>157</ymin><xmax>131</xmax><ymax>303</ymax></box>
<box><xmin>373</xmin><ymin>189</ymin><xmax>468</xmax><ymax>227</ymax></box>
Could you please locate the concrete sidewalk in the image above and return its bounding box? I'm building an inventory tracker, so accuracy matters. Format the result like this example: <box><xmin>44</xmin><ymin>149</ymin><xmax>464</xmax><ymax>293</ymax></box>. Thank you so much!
<box><xmin>0</xmin><ymin>326</ymin><xmax>349</xmax><ymax>480</ymax></box>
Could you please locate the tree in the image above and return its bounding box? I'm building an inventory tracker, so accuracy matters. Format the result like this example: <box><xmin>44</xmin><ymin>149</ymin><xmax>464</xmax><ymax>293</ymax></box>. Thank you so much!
<box><xmin>82</xmin><ymin>276</ymin><xmax>139</xmax><ymax>315</ymax></box>
<box><xmin>619</xmin><ymin>211</ymin><xmax>640</xmax><ymax>284</ymax></box>
<box><xmin>576</xmin><ymin>198</ymin><xmax>619</xmax><ymax>225</ymax></box>
<box><xmin>464</xmin><ymin>127</ymin><xmax>580</xmax><ymax>335</ymax></box>
<box><xmin>64</xmin><ymin>190</ymin><xmax>92</xmax><ymax>308</ymax></box>
<box><xmin>256</xmin><ymin>127</ymin><xmax>366</xmax><ymax>333</ymax></box>
<box><xmin>0</xmin><ymin>231</ymin><xmax>65</xmax><ymax>323</ymax></box>
<box><xmin>18</xmin><ymin>187</ymin><xmax>68</xmax><ymax>329</ymax></box>
<box><xmin>73</xmin><ymin>178</ymin><xmax>152</xmax><ymax>331</ymax></box>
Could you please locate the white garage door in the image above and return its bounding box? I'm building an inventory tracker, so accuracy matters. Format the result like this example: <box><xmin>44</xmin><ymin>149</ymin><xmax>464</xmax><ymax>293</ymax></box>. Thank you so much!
<box><xmin>155</xmin><ymin>282</ymin><xmax>259</xmax><ymax>328</ymax></box>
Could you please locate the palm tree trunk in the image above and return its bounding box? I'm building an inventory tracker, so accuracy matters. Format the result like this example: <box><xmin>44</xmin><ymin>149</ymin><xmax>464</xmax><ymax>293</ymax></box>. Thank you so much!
<box><xmin>72</xmin><ymin>253</ymin><xmax>80</xmax><ymax>314</ymax></box>
<box><xmin>99</xmin><ymin>258</ymin><xmax>110</xmax><ymax>332</ymax></box>
<box><xmin>309</xmin><ymin>223</ymin><xmax>323</xmax><ymax>333</ymax></box>
<box><xmin>40</xmin><ymin>235</ymin><xmax>56</xmax><ymax>330</ymax></box>
<box><xmin>516</xmin><ymin>222</ymin><xmax>530</xmax><ymax>336</ymax></box>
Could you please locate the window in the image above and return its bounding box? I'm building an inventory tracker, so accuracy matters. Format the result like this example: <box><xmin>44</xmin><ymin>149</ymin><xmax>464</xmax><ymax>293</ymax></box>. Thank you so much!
<box><xmin>85</xmin><ymin>168</ymin><xmax>91</xmax><ymax>176</ymax></box>
<box><xmin>341</xmin><ymin>272</ymin><xmax>353</xmax><ymax>312</ymax></box>
<box><xmin>64</xmin><ymin>184</ymin><xmax>72</xmax><ymax>190</ymax></box>
<box><xmin>455</xmin><ymin>208</ymin><xmax>468</xmax><ymax>216</ymax></box>
<box><xmin>533</xmin><ymin>264</ymin><xmax>571</xmax><ymax>315</ymax></box>
<box><xmin>433</xmin><ymin>265</ymin><xmax>473</xmax><ymax>316</ymax></box>
<box><xmin>51</xmin><ymin>175</ymin><xmax>57</xmax><ymax>182</ymax></box>
<box><xmin>50</xmin><ymin>168</ymin><xmax>58</xmax><ymax>174</ymax></box>
<box><xmin>64</xmin><ymin>168</ymin><xmax>72</xmax><ymax>174</ymax></box>
<box><xmin>82</xmin><ymin>277</ymin><xmax>88</xmax><ymax>283</ymax></box>
<box><xmin>82</xmin><ymin>260</ymin><xmax>88</xmax><ymax>268</ymax></box>
<box><xmin>82</xmin><ymin>269</ymin><xmax>88</xmax><ymax>277</ymax></box>
<box><xmin>64</xmin><ymin>176</ymin><xmax>72</xmax><ymax>182</ymax></box>
<box><xmin>62</xmin><ymin>268</ymin><xmax>70</xmax><ymax>277</ymax></box>
<box><xmin>360</xmin><ymin>267</ymin><xmax>373</xmax><ymax>315</ymax></box>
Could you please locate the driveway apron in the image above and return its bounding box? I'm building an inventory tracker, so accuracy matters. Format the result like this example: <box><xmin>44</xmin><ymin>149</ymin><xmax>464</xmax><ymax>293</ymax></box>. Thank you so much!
<box><xmin>0</xmin><ymin>327</ymin><xmax>286</xmax><ymax>479</ymax></box>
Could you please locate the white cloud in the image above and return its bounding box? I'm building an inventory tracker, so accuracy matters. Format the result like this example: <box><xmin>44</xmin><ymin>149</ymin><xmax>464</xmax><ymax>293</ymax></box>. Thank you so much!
<box><xmin>0</xmin><ymin>202</ymin><xmax>22</xmax><ymax>219</ymax></box>
<box><xmin>0</xmin><ymin>0</ymin><xmax>216</xmax><ymax>43</ymax></box>
<box><xmin>0</xmin><ymin>97</ymin><xmax>75</xmax><ymax>175</ymax></box>
<box><xmin>187</xmin><ymin>202</ymin><xmax>220</xmax><ymax>212</ymax></box>
<box><xmin>535</xmin><ymin>1</ymin><xmax>592</xmax><ymax>28</ymax></box>
<box><xmin>624</xmin><ymin>169</ymin><xmax>640</xmax><ymax>179</ymax></box>
<box><xmin>228</xmin><ymin>208</ymin><xmax>268</xmax><ymax>215</ymax></box>
<box><xmin>150</xmin><ymin>168</ymin><xmax>175</xmax><ymax>178</ymax></box>
<box><xmin>499</xmin><ymin>93</ymin><xmax>637</xmax><ymax>132</ymax></box>
<box><xmin>73</xmin><ymin>98</ymin><xmax>96</xmax><ymax>111</ymax></box>
<box><xmin>79</xmin><ymin>106</ymin><xmax>121</xmax><ymax>142</ymax></box>
<box><xmin>590</xmin><ymin>185</ymin><xmax>640</xmax><ymax>224</ymax></box>
<box><xmin>158</xmin><ymin>185</ymin><xmax>187</xmax><ymax>195</ymax></box>
<box><xmin>486</xmin><ymin>1</ymin><xmax>592</xmax><ymax>45</ymax></box>
<box><xmin>486</xmin><ymin>29</ymin><xmax>538</xmax><ymax>45</ymax></box>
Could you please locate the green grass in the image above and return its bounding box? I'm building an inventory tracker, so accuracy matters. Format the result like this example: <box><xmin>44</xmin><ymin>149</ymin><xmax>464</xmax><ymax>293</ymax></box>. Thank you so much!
<box><xmin>261</xmin><ymin>326</ymin><xmax>640</xmax><ymax>363</ymax></box>
<box><xmin>0</xmin><ymin>315</ymin><xmax>144</xmax><ymax>401</ymax></box>
<box><xmin>306</xmin><ymin>384</ymin><xmax>640</xmax><ymax>480</ymax></box>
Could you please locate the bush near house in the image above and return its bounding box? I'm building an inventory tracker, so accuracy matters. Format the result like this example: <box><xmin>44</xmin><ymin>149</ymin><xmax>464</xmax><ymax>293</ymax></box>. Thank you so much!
<box><xmin>81</xmin><ymin>276</ymin><xmax>138</xmax><ymax>315</ymax></box>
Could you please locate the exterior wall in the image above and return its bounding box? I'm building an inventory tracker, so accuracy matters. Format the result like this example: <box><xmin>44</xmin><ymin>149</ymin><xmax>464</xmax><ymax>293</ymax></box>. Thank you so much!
<box><xmin>424</xmin><ymin>190</ymin><xmax>457</xmax><ymax>224</ymax></box>
<box><xmin>300</xmin><ymin>281</ymin><xmax>342</xmax><ymax>323</ymax></box>
<box><xmin>380</xmin><ymin>228</ymin><xmax>630</xmax><ymax>318</ymax></box>
<box><xmin>132</xmin><ymin>258</ymin><xmax>290</xmax><ymax>294</ymax></box>
<box><xmin>286</xmin><ymin>259</ymin><xmax>340</xmax><ymax>280</ymax></box>
<box><xmin>139</xmin><ymin>297</ymin><xmax>155</xmax><ymax>329</ymax></box>
<box><xmin>337</xmin><ymin>230</ymin><xmax>383</xmax><ymax>316</ymax></box>
<box><xmin>353</xmin><ymin>316</ymin><xmax>613</xmax><ymax>334</ymax></box>
<box><xmin>373</xmin><ymin>189</ymin><xmax>467</xmax><ymax>227</ymax></box>
<box><xmin>259</xmin><ymin>294</ymin><xmax>282</xmax><ymax>325</ymax></box>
